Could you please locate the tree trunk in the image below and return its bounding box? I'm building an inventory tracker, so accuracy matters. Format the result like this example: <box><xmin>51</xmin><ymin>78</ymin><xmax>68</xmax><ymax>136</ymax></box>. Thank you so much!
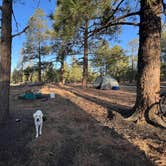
<box><xmin>38</xmin><ymin>42</ymin><xmax>42</xmax><ymax>82</ymax></box>
<box><xmin>131</xmin><ymin>54</ymin><xmax>135</xmax><ymax>83</ymax></box>
<box><xmin>82</xmin><ymin>20</ymin><xmax>88</xmax><ymax>88</ymax></box>
<box><xmin>59</xmin><ymin>56</ymin><xmax>65</xmax><ymax>85</ymax></box>
<box><xmin>0</xmin><ymin>0</ymin><xmax>12</xmax><ymax>123</ymax></box>
<box><xmin>129</xmin><ymin>0</ymin><xmax>163</xmax><ymax>124</ymax></box>
<box><xmin>21</xmin><ymin>63</ymin><xmax>23</xmax><ymax>82</ymax></box>
<box><xmin>130</xmin><ymin>48</ymin><xmax>135</xmax><ymax>83</ymax></box>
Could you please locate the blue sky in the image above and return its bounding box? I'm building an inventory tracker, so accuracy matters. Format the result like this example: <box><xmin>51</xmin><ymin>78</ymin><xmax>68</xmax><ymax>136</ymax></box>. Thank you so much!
<box><xmin>11</xmin><ymin>0</ymin><xmax>138</xmax><ymax>71</ymax></box>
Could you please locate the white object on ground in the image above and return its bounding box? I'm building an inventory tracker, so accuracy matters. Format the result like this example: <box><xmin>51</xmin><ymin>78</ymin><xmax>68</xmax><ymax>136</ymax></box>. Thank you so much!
<box><xmin>50</xmin><ymin>93</ymin><xmax>55</xmax><ymax>99</ymax></box>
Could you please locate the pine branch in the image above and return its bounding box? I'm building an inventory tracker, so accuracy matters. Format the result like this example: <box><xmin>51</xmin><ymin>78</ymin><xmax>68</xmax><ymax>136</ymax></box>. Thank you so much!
<box><xmin>88</xmin><ymin>11</ymin><xmax>140</xmax><ymax>37</ymax></box>
<box><xmin>0</xmin><ymin>6</ymin><xmax>2</xmax><ymax>10</ymax></box>
<box><xmin>99</xmin><ymin>0</ymin><xmax>126</xmax><ymax>28</ymax></box>
<box><xmin>12</xmin><ymin>26</ymin><xmax>29</xmax><ymax>38</ymax></box>
<box><xmin>12</xmin><ymin>9</ymin><xmax>19</xmax><ymax>32</ymax></box>
<box><xmin>114</xmin><ymin>0</ymin><xmax>125</xmax><ymax>11</ymax></box>
<box><xmin>80</xmin><ymin>26</ymin><xmax>85</xmax><ymax>30</ymax></box>
<box><xmin>108</xmin><ymin>0</ymin><xmax>126</xmax><ymax>22</ymax></box>
<box><xmin>88</xmin><ymin>22</ymin><xmax>101</xmax><ymax>30</ymax></box>
<box><xmin>115</xmin><ymin>11</ymin><xmax>140</xmax><ymax>21</ymax></box>
<box><xmin>110</xmin><ymin>22</ymin><xmax>139</xmax><ymax>26</ymax></box>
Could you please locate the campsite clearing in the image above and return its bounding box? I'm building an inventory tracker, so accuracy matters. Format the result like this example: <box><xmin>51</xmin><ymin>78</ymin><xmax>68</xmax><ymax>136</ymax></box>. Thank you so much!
<box><xmin>0</xmin><ymin>84</ymin><xmax>166</xmax><ymax>166</ymax></box>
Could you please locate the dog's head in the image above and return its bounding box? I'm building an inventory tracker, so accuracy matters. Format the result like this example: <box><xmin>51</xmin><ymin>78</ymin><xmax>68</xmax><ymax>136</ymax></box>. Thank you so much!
<box><xmin>33</xmin><ymin>110</ymin><xmax>43</xmax><ymax>122</ymax></box>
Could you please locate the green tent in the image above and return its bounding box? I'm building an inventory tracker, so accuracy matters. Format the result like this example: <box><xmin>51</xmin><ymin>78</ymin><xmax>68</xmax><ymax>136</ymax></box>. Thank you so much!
<box><xmin>19</xmin><ymin>92</ymin><xmax>46</xmax><ymax>100</ymax></box>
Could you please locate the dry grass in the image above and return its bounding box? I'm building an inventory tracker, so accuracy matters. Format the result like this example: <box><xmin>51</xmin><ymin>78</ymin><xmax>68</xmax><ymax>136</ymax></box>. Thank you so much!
<box><xmin>0</xmin><ymin>83</ymin><xmax>165</xmax><ymax>166</ymax></box>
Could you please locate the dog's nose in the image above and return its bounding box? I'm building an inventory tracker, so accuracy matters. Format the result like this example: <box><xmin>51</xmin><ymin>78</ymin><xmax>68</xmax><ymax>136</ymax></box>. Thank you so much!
<box><xmin>36</xmin><ymin>118</ymin><xmax>39</xmax><ymax>122</ymax></box>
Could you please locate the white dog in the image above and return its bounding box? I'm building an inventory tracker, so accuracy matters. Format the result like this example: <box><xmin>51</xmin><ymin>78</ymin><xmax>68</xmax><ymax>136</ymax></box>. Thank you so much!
<box><xmin>33</xmin><ymin>110</ymin><xmax>43</xmax><ymax>138</ymax></box>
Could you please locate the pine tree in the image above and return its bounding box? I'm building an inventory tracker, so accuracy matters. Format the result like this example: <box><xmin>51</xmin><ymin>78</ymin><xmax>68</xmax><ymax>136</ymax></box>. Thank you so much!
<box><xmin>92</xmin><ymin>42</ymin><xmax>129</xmax><ymax>81</ymax></box>
<box><xmin>22</xmin><ymin>9</ymin><xmax>50</xmax><ymax>82</ymax></box>
<box><xmin>53</xmin><ymin>0</ymin><xmax>120</xmax><ymax>87</ymax></box>
<box><xmin>130</xmin><ymin>0</ymin><xmax>163</xmax><ymax>125</ymax></box>
<box><xmin>0</xmin><ymin>0</ymin><xmax>12</xmax><ymax>122</ymax></box>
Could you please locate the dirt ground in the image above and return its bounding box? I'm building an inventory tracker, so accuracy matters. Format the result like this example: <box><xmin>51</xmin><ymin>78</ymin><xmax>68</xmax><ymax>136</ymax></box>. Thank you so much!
<box><xmin>0</xmin><ymin>83</ymin><xmax>166</xmax><ymax>166</ymax></box>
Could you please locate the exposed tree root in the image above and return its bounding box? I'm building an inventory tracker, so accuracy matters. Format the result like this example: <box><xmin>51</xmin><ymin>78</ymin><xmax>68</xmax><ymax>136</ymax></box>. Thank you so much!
<box><xmin>125</xmin><ymin>107</ymin><xmax>142</xmax><ymax>123</ymax></box>
<box><xmin>126</xmin><ymin>107</ymin><xmax>166</xmax><ymax>129</ymax></box>
<box><xmin>147</xmin><ymin>108</ymin><xmax>166</xmax><ymax>129</ymax></box>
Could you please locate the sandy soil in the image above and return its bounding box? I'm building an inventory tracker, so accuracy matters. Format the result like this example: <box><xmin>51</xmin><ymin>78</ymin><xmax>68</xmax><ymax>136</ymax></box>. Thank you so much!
<box><xmin>0</xmin><ymin>83</ymin><xmax>165</xmax><ymax>166</ymax></box>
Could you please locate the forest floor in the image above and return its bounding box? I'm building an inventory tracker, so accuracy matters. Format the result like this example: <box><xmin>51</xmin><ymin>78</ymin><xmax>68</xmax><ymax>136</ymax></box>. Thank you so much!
<box><xmin>0</xmin><ymin>83</ymin><xmax>166</xmax><ymax>166</ymax></box>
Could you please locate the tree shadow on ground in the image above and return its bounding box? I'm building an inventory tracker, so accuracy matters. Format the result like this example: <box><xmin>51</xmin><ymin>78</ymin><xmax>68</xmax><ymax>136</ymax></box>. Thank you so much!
<box><xmin>0</xmin><ymin>85</ymin><xmax>154</xmax><ymax>166</ymax></box>
<box><xmin>0</xmin><ymin>112</ymin><xmax>34</xmax><ymax>166</ymax></box>
<box><xmin>70</xmin><ymin>84</ymin><xmax>136</xmax><ymax>103</ymax></box>
<box><xmin>63</xmin><ymin>86</ymin><xmax>166</xmax><ymax>130</ymax></box>
<box><xmin>47</xmin><ymin>95</ymin><xmax>153</xmax><ymax>166</ymax></box>
<box><xmin>62</xmin><ymin>86</ymin><xmax>132</xmax><ymax>119</ymax></box>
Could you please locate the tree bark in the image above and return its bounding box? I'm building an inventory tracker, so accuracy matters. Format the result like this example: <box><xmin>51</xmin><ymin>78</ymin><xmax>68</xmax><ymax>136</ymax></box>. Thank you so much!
<box><xmin>59</xmin><ymin>56</ymin><xmax>65</xmax><ymax>85</ymax></box>
<box><xmin>131</xmin><ymin>54</ymin><xmax>135</xmax><ymax>83</ymax></box>
<box><xmin>82</xmin><ymin>20</ymin><xmax>88</xmax><ymax>88</ymax></box>
<box><xmin>130</xmin><ymin>48</ymin><xmax>135</xmax><ymax>83</ymax></box>
<box><xmin>38</xmin><ymin>42</ymin><xmax>42</xmax><ymax>82</ymax></box>
<box><xmin>0</xmin><ymin>0</ymin><xmax>12</xmax><ymax>123</ymax></box>
<box><xmin>129</xmin><ymin>0</ymin><xmax>163</xmax><ymax>124</ymax></box>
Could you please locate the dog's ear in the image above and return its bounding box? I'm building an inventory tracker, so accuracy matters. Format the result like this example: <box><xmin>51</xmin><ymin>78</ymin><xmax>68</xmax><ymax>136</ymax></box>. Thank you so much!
<box><xmin>33</xmin><ymin>113</ymin><xmax>36</xmax><ymax>119</ymax></box>
<box><xmin>41</xmin><ymin>112</ymin><xmax>43</xmax><ymax>117</ymax></box>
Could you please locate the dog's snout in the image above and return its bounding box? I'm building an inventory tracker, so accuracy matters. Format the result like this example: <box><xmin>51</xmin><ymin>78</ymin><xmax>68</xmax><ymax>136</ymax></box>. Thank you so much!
<box><xmin>36</xmin><ymin>118</ymin><xmax>40</xmax><ymax>122</ymax></box>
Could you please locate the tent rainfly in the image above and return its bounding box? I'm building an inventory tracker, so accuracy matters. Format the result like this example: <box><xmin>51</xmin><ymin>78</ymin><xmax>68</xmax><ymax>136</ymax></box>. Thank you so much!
<box><xmin>94</xmin><ymin>75</ymin><xmax>120</xmax><ymax>90</ymax></box>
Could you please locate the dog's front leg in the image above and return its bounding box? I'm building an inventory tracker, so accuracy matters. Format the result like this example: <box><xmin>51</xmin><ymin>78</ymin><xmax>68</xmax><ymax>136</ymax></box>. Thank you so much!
<box><xmin>35</xmin><ymin>125</ymin><xmax>39</xmax><ymax>138</ymax></box>
<box><xmin>39</xmin><ymin>122</ymin><xmax>42</xmax><ymax>136</ymax></box>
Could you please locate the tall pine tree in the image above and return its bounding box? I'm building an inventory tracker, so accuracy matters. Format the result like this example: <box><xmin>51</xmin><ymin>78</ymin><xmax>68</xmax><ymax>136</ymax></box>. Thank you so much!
<box><xmin>22</xmin><ymin>9</ymin><xmax>50</xmax><ymax>82</ymax></box>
